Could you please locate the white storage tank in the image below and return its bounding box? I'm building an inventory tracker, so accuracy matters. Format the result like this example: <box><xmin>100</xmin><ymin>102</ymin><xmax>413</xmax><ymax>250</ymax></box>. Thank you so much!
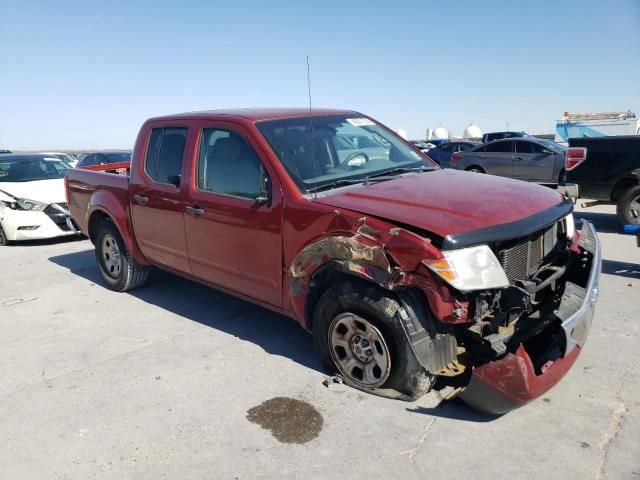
<box><xmin>432</xmin><ymin>126</ymin><xmax>449</xmax><ymax>140</ymax></box>
<box><xmin>463</xmin><ymin>122</ymin><xmax>482</xmax><ymax>139</ymax></box>
<box><xmin>396</xmin><ymin>128</ymin><xmax>408</xmax><ymax>139</ymax></box>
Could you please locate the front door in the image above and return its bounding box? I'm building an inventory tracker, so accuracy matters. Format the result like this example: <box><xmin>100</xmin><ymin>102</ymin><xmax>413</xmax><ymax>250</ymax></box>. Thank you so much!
<box><xmin>482</xmin><ymin>140</ymin><xmax>514</xmax><ymax>177</ymax></box>
<box><xmin>184</xmin><ymin>123</ymin><xmax>283</xmax><ymax>307</ymax></box>
<box><xmin>512</xmin><ymin>140</ymin><xmax>555</xmax><ymax>182</ymax></box>
<box><xmin>129</xmin><ymin>126</ymin><xmax>192</xmax><ymax>273</ymax></box>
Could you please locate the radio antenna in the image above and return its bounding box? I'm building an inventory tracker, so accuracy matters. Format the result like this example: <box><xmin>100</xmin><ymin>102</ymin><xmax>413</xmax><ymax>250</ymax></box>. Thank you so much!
<box><xmin>306</xmin><ymin>55</ymin><xmax>317</xmax><ymax>198</ymax></box>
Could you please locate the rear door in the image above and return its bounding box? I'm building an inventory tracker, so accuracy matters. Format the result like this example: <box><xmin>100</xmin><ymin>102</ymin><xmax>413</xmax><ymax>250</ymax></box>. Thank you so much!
<box><xmin>481</xmin><ymin>140</ymin><xmax>514</xmax><ymax>177</ymax></box>
<box><xmin>512</xmin><ymin>140</ymin><xmax>555</xmax><ymax>182</ymax></box>
<box><xmin>438</xmin><ymin>143</ymin><xmax>457</xmax><ymax>168</ymax></box>
<box><xmin>184</xmin><ymin>122</ymin><xmax>283</xmax><ymax>307</ymax></box>
<box><xmin>129</xmin><ymin>125</ymin><xmax>192</xmax><ymax>273</ymax></box>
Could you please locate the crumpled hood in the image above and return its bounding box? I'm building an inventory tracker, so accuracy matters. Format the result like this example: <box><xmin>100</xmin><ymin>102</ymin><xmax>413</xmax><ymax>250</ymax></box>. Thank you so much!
<box><xmin>0</xmin><ymin>178</ymin><xmax>66</xmax><ymax>204</ymax></box>
<box><xmin>312</xmin><ymin>169</ymin><xmax>565</xmax><ymax>239</ymax></box>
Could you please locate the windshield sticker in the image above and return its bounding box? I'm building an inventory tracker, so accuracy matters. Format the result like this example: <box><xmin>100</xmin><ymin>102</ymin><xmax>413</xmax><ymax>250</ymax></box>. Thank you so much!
<box><xmin>346</xmin><ymin>118</ymin><xmax>375</xmax><ymax>127</ymax></box>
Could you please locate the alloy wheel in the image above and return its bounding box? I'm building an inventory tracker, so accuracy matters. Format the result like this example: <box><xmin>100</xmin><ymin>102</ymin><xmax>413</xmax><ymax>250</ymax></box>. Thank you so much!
<box><xmin>101</xmin><ymin>233</ymin><xmax>122</xmax><ymax>277</ymax></box>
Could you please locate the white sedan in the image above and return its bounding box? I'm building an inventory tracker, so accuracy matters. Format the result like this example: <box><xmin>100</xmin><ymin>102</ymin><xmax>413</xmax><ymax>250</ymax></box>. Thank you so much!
<box><xmin>0</xmin><ymin>154</ymin><xmax>78</xmax><ymax>245</ymax></box>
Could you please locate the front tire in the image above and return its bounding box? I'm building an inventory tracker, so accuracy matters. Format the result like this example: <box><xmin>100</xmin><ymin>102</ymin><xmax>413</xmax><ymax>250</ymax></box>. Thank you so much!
<box><xmin>616</xmin><ymin>185</ymin><xmax>640</xmax><ymax>225</ymax></box>
<box><xmin>0</xmin><ymin>223</ymin><xmax>8</xmax><ymax>246</ymax></box>
<box><xmin>465</xmin><ymin>166</ymin><xmax>485</xmax><ymax>174</ymax></box>
<box><xmin>95</xmin><ymin>219</ymin><xmax>149</xmax><ymax>292</ymax></box>
<box><xmin>312</xmin><ymin>280</ymin><xmax>434</xmax><ymax>400</ymax></box>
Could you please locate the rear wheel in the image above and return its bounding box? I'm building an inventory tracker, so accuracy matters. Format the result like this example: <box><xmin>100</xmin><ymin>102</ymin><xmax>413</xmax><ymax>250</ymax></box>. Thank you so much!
<box><xmin>466</xmin><ymin>166</ymin><xmax>485</xmax><ymax>174</ymax></box>
<box><xmin>617</xmin><ymin>185</ymin><xmax>640</xmax><ymax>225</ymax></box>
<box><xmin>95</xmin><ymin>219</ymin><xmax>149</xmax><ymax>291</ymax></box>
<box><xmin>312</xmin><ymin>280</ymin><xmax>434</xmax><ymax>399</ymax></box>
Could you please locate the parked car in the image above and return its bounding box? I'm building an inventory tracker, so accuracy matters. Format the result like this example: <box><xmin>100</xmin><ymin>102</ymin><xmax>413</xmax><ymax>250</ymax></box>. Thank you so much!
<box><xmin>450</xmin><ymin>138</ymin><xmax>568</xmax><ymax>183</ymax></box>
<box><xmin>0</xmin><ymin>154</ymin><xmax>77</xmax><ymax>244</ymax></box>
<box><xmin>0</xmin><ymin>149</ymin><xmax>12</xmax><ymax>154</ymax></box>
<box><xmin>481</xmin><ymin>131</ymin><xmax>531</xmax><ymax>143</ymax></box>
<box><xmin>410</xmin><ymin>140</ymin><xmax>435</xmax><ymax>153</ymax></box>
<box><xmin>77</xmin><ymin>151</ymin><xmax>132</xmax><ymax>168</ymax></box>
<box><xmin>559</xmin><ymin>135</ymin><xmax>640</xmax><ymax>225</ymax></box>
<box><xmin>427</xmin><ymin>141</ymin><xmax>481</xmax><ymax>168</ymax></box>
<box><xmin>66</xmin><ymin>108</ymin><xmax>600</xmax><ymax>414</ymax></box>
<box><xmin>42</xmin><ymin>152</ymin><xmax>77</xmax><ymax>167</ymax></box>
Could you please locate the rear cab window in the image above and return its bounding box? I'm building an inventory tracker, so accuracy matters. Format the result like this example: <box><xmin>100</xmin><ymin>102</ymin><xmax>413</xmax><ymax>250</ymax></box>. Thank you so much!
<box><xmin>145</xmin><ymin>127</ymin><xmax>188</xmax><ymax>186</ymax></box>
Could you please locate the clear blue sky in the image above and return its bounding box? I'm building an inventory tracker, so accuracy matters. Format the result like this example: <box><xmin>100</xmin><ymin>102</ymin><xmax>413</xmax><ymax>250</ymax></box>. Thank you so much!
<box><xmin>1</xmin><ymin>0</ymin><xmax>639</xmax><ymax>149</ymax></box>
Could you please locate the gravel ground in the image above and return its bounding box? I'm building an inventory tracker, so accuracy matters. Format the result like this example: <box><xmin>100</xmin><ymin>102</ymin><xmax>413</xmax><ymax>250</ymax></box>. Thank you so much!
<box><xmin>0</xmin><ymin>203</ymin><xmax>638</xmax><ymax>479</ymax></box>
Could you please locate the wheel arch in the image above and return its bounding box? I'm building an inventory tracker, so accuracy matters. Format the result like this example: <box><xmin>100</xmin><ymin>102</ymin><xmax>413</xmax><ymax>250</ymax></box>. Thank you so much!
<box><xmin>611</xmin><ymin>171</ymin><xmax>640</xmax><ymax>202</ymax></box>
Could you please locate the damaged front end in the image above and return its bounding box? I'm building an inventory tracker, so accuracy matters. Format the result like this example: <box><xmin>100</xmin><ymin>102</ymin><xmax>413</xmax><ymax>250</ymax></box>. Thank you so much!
<box><xmin>287</xmin><ymin>206</ymin><xmax>600</xmax><ymax>413</ymax></box>
<box><xmin>458</xmin><ymin>220</ymin><xmax>601</xmax><ymax>414</ymax></box>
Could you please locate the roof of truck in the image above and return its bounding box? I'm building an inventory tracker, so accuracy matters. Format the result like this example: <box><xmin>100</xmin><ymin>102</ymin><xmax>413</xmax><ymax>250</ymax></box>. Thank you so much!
<box><xmin>147</xmin><ymin>108</ymin><xmax>359</xmax><ymax>123</ymax></box>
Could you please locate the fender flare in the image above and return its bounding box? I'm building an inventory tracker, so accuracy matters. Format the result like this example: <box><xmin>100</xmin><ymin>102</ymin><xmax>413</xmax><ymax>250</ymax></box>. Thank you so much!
<box><xmin>86</xmin><ymin>190</ymin><xmax>149</xmax><ymax>266</ymax></box>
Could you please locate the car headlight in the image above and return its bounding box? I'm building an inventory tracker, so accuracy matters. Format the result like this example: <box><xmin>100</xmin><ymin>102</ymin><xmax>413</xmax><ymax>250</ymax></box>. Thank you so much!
<box><xmin>564</xmin><ymin>213</ymin><xmax>575</xmax><ymax>240</ymax></box>
<box><xmin>0</xmin><ymin>198</ymin><xmax>48</xmax><ymax>211</ymax></box>
<box><xmin>422</xmin><ymin>245</ymin><xmax>509</xmax><ymax>291</ymax></box>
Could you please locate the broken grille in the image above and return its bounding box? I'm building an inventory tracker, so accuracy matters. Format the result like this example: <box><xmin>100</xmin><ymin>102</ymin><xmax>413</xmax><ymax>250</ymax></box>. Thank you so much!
<box><xmin>498</xmin><ymin>224</ymin><xmax>560</xmax><ymax>283</ymax></box>
<box><xmin>44</xmin><ymin>203</ymin><xmax>71</xmax><ymax>231</ymax></box>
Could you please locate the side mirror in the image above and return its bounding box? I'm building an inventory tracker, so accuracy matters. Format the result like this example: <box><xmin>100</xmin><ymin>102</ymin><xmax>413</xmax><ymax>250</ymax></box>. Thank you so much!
<box><xmin>168</xmin><ymin>175</ymin><xmax>181</xmax><ymax>188</ymax></box>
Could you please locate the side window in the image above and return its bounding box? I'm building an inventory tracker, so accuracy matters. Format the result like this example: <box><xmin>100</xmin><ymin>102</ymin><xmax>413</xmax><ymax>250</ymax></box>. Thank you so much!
<box><xmin>460</xmin><ymin>143</ymin><xmax>474</xmax><ymax>151</ymax></box>
<box><xmin>441</xmin><ymin>143</ymin><xmax>456</xmax><ymax>152</ymax></box>
<box><xmin>145</xmin><ymin>127</ymin><xmax>187</xmax><ymax>185</ymax></box>
<box><xmin>529</xmin><ymin>142</ymin><xmax>546</xmax><ymax>154</ymax></box>
<box><xmin>197</xmin><ymin>128</ymin><xmax>264</xmax><ymax>199</ymax></box>
<box><xmin>514</xmin><ymin>141</ymin><xmax>533</xmax><ymax>153</ymax></box>
<box><xmin>485</xmin><ymin>141</ymin><xmax>513</xmax><ymax>153</ymax></box>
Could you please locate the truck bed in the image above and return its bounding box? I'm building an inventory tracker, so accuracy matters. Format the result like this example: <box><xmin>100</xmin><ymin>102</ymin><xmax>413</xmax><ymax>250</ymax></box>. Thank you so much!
<box><xmin>66</xmin><ymin>165</ymin><xmax>131</xmax><ymax>235</ymax></box>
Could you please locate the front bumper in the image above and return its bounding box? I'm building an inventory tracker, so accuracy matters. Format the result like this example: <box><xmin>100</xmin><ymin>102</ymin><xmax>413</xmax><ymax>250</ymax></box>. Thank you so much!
<box><xmin>460</xmin><ymin>221</ymin><xmax>601</xmax><ymax>414</ymax></box>
<box><xmin>1</xmin><ymin>208</ymin><xmax>78</xmax><ymax>241</ymax></box>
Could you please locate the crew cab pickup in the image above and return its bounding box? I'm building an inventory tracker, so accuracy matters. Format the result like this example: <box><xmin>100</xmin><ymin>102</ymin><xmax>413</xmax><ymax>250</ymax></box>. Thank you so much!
<box><xmin>66</xmin><ymin>109</ymin><xmax>601</xmax><ymax>414</ymax></box>
<box><xmin>559</xmin><ymin>136</ymin><xmax>640</xmax><ymax>225</ymax></box>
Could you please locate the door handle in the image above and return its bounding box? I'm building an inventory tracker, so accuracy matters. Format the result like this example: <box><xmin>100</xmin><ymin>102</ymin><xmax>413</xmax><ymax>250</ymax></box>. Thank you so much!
<box><xmin>514</xmin><ymin>157</ymin><xmax>522</xmax><ymax>162</ymax></box>
<box><xmin>185</xmin><ymin>205</ymin><xmax>204</xmax><ymax>217</ymax></box>
<box><xmin>133</xmin><ymin>194</ymin><xmax>148</xmax><ymax>205</ymax></box>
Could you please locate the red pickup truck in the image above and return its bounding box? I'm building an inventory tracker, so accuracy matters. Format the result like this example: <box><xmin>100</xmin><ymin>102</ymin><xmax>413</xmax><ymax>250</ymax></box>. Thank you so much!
<box><xmin>66</xmin><ymin>109</ymin><xmax>601</xmax><ymax>413</ymax></box>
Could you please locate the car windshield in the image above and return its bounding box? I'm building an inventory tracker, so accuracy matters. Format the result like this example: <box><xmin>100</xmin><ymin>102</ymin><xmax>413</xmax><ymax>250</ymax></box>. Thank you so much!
<box><xmin>0</xmin><ymin>157</ymin><xmax>68</xmax><ymax>182</ymax></box>
<box><xmin>257</xmin><ymin>114</ymin><xmax>435</xmax><ymax>192</ymax></box>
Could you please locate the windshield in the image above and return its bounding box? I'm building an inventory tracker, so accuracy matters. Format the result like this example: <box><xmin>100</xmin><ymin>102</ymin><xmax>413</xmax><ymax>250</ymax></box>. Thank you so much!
<box><xmin>257</xmin><ymin>114</ymin><xmax>435</xmax><ymax>192</ymax></box>
<box><xmin>0</xmin><ymin>157</ymin><xmax>68</xmax><ymax>182</ymax></box>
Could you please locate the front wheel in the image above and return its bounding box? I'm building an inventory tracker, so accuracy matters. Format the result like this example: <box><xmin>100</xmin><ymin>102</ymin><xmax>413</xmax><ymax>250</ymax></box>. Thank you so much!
<box><xmin>465</xmin><ymin>166</ymin><xmax>485</xmax><ymax>174</ymax></box>
<box><xmin>616</xmin><ymin>185</ymin><xmax>640</xmax><ymax>225</ymax></box>
<box><xmin>95</xmin><ymin>219</ymin><xmax>149</xmax><ymax>292</ymax></box>
<box><xmin>312</xmin><ymin>280</ymin><xmax>434</xmax><ymax>399</ymax></box>
<box><xmin>0</xmin><ymin>223</ymin><xmax>8</xmax><ymax>246</ymax></box>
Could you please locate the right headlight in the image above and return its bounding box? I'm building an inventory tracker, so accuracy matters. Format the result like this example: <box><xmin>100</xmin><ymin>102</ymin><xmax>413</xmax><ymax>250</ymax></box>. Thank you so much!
<box><xmin>422</xmin><ymin>244</ymin><xmax>509</xmax><ymax>291</ymax></box>
<box><xmin>0</xmin><ymin>198</ymin><xmax>48</xmax><ymax>211</ymax></box>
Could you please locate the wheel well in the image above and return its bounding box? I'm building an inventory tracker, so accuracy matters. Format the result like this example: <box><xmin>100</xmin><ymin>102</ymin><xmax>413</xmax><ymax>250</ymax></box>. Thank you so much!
<box><xmin>304</xmin><ymin>264</ymin><xmax>386</xmax><ymax>331</ymax></box>
<box><xmin>465</xmin><ymin>165</ymin><xmax>485</xmax><ymax>173</ymax></box>
<box><xmin>611</xmin><ymin>175</ymin><xmax>640</xmax><ymax>202</ymax></box>
<box><xmin>87</xmin><ymin>210</ymin><xmax>111</xmax><ymax>244</ymax></box>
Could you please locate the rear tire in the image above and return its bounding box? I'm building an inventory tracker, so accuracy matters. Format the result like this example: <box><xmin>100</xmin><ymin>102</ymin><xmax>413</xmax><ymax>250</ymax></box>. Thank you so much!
<box><xmin>616</xmin><ymin>185</ymin><xmax>640</xmax><ymax>225</ymax></box>
<box><xmin>465</xmin><ymin>166</ymin><xmax>485</xmax><ymax>174</ymax></box>
<box><xmin>95</xmin><ymin>218</ymin><xmax>149</xmax><ymax>292</ymax></box>
<box><xmin>312</xmin><ymin>280</ymin><xmax>434</xmax><ymax>400</ymax></box>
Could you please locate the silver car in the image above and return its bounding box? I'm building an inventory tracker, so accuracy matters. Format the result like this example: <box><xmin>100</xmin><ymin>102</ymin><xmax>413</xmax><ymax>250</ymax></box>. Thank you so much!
<box><xmin>449</xmin><ymin>138</ymin><xmax>567</xmax><ymax>183</ymax></box>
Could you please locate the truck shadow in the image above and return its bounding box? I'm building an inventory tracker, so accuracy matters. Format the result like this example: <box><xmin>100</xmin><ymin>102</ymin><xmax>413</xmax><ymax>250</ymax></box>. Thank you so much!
<box><xmin>574</xmin><ymin>211</ymin><xmax>621</xmax><ymax>234</ymax></box>
<box><xmin>406</xmin><ymin>399</ymin><xmax>500</xmax><ymax>423</ymax></box>
<box><xmin>601</xmin><ymin>259</ymin><xmax>640</xmax><ymax>279</ymax></box>
<box><xmin>48</xmin><ymin>249</ymin><xmax>325</xmax><ymax>375</ymax></box>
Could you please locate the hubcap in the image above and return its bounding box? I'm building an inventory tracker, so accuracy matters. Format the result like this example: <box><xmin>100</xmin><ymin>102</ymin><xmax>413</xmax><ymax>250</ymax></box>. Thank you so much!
<box><xmin>629</xmin><ymin>195</ymin><xmax>640</xmax><ymax>224</ymax></box>
<box><xmin>101</xmin><ymin>234</ymin><xmax>122</xmax><ymax>277</ymax></box>
<box><xmin>328</xmin><ymin>313</ymin><xmax>391</xmax><ymax>388</ymax></box>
